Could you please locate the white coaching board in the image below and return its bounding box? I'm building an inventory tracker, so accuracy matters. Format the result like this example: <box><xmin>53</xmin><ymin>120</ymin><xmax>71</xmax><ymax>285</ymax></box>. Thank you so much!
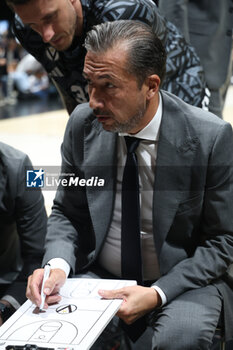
<box><xmin>0</xmin><ymin>278</ymin><xmax>136</xmax><ymax>350</ymax></box>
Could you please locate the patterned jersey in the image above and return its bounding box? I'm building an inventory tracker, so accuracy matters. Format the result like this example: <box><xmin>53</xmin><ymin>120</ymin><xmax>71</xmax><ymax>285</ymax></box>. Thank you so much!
<box><xmin>13</xmin><ymin>0</ymin><xmax>207</xmax><ymax>113</ymax></box>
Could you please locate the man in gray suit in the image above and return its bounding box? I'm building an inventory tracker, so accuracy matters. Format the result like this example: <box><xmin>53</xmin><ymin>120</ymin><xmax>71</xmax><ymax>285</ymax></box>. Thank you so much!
<box><xmin>159</xmin><ymin>0</ymin><xmax>233</xmax><ymax>118</ymax></box>
<box><xmin>27</xmin><ymin>20</ymin><xmax>233</xmax><ymax>349</ymax></box>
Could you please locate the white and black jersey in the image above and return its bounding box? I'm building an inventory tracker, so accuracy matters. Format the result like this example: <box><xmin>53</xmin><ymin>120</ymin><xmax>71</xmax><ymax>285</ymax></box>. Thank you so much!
<box><xmin>13</xmin><ymin>0</ymin><xmax>207</xmax><ymax>113</ymax></box>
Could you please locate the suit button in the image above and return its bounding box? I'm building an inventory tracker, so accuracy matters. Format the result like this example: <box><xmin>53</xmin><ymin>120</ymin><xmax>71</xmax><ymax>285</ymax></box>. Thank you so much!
<box><xmin>229</xmin><ymin>7</ymin><xmax>233</xmax><ymax>12</ymax></box>
<box><xmin>226</xmin><ymin>29</ymin><xmax>232</xmax><ymax>36</ymax></box>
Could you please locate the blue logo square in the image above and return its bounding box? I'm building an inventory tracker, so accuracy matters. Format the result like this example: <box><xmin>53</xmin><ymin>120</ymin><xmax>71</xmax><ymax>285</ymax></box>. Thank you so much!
<box><xmin>26</xmin><ymin>169</ymin><xmax>44</xmax><ymax>188</ymax></box>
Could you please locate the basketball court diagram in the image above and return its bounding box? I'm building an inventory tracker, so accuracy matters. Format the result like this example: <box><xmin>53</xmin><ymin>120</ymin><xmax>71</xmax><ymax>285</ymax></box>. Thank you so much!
<box><xmin>0</xmin><ymin>278</ymin><xmax>136</xmax><ymax>350</ymax></box>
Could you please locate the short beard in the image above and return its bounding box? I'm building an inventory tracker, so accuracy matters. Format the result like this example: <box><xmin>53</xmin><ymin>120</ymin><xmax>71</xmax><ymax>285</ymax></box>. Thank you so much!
<box><xmin>107</xmin><ymin>107</ymin><xmax>146</xmax><ymax>133</ymax></box>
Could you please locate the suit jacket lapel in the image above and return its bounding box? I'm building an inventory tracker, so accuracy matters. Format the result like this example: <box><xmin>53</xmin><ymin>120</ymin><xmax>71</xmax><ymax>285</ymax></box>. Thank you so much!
<box><xmin>83</xmin><ymin>118</ymin><xmax>117</xmax><ymax>255</ymax></box>
<box><xmin>153</xmin><ymin>92</ymin><xmax>200</xmax><ymax>256</ymax></box>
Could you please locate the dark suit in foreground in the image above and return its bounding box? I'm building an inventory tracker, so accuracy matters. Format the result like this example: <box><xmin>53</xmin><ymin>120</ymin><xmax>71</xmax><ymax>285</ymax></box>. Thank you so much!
<box><xmin>0</xmin><ymin>142</ymin><xmax>47</xmax><ymax>314</ymax></box>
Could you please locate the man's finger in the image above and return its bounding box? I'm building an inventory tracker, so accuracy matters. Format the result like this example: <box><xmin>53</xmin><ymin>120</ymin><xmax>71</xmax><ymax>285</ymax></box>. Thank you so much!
<box><xmin>98</xmin><ymin>288</ymin><xmax>126</xmax><ymax>299</ymax></box>
<box><xmin>43</xmin><ymin>294</ymin><xmax>62</xmax><ymax>308</ymax></box>
<box><xmin>26</xmin><ymin>268</ymin><xmax>66</xmax><ymax>307</ymax></box>
<box><xmin>41</xmin><ymin>269</ymin><xmax>66</xmax><ymax>298</ymax></box>
<box><xmin>26</xmin><ymin>269</ymin><xmax>44</xmax><ymax>306</ymax></box>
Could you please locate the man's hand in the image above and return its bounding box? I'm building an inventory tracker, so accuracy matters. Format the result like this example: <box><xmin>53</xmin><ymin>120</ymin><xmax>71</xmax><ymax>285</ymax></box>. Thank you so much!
<box><xmin>98</xmin><ymin>285</ymin><xmax>161</xmax><ymax>324</ymax></box>
<box><xmin>26</xmin><ymin>268</ymin><xmax>66</xmax><ymax>308</ymax></box>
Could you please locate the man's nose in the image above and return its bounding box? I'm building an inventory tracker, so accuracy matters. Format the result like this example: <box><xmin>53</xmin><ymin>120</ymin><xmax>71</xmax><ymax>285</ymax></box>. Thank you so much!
<box><xmin>89</xmin><ymin>87</ymin><xmax>104</xmax><ymax>110</ymax></box>
<box><xmin>41</xmin><ymin>24</ymin><xmax>55</xmax><ymax>43</ymax></box>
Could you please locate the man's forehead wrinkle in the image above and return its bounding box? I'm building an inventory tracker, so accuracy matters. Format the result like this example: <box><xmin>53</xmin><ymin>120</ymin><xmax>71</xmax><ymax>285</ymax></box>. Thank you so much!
<box><xmin>84</xmin><ymin>48</ymin><xmax>130</xmax><ymax>82</ymax></box>
<box><xmin>85</xmin><ymin>59</ymin><xmax>114</xmax><ymax>69</ymax></box>
<box><xmin>86</xmin><ymin>70</ymin><xmax>116</xmax><ymax>82</ymax></box>
<box><xmin>84</xmin><ymin>61</ymin><xmax>115</xmax><ymax>78</ymax></box>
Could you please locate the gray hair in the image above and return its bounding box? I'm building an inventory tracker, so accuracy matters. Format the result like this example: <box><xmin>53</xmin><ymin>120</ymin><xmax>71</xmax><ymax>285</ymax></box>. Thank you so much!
<box><xmin>84</xmin><ymin>20</ymin><xmax>167</xmax><ymax>87</ymax></box>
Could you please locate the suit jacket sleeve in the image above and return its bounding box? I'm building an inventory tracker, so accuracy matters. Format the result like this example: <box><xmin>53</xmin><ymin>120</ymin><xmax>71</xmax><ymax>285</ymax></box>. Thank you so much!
<box><xmin>153</xmin><ymin>122</ymin><xmax>233</xmax><ymax>302</ymax></box>
<box><xmin>5</xmin><ymin>153</ymin><xmax>47</xmax><ymax>305</ymax></box>
<box><xmin>43</xmin><ymin>105</ymin><xmax>95</xmax><ymax>273</ymax></box>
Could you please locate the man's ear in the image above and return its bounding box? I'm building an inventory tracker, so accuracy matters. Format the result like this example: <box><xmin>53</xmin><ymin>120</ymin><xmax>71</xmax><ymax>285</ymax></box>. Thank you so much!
<box><xmin>146</xmin><ymin>74</ymin><xmax>160</xmax><ymax>99</ymax></box>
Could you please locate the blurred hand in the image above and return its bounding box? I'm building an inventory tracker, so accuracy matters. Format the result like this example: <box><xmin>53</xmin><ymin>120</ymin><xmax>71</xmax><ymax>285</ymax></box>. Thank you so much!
<box><xmin>26</xmin><ymin>268</ymin><xmax>66</xmax><ymax>308</ymax></box>
<box><xmin>98</xmin><ymin>285</ymin><xmax>161</xmax><ymax>324</ymax></box>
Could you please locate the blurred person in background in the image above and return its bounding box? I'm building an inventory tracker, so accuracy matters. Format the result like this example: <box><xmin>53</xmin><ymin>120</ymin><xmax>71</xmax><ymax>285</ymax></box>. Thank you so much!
<box><xmin>12</xmin><ymin>53</ymin><xmax>50</xmax><ymax>100</ymax></box>
<box><xmin>6</xmin><ymin>0</ymin><xmax>209</xmax><ymax>114</ymax></box>
<box><xmin>0</xmin><ymin>32</ymin><xmax>24</xmax><ymax>105</ymax></box>
<box><xmin>0</xmin><ymin>40</ymin><xmax>8</xmax><ymax>106</ymax></box>
<box><xmin>159</xmin><ymin>0</ymin><xmax>233</xmax><ymax>118</ymax></box>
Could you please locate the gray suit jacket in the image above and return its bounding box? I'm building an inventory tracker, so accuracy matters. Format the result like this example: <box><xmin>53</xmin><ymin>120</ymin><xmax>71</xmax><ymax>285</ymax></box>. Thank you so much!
<box><xmin>44</xmin><ymin>91</ymin><xmax>233</xmax><ymax>340</ymax></box>
<box><xmin>159</xmin><ymin>0</ymin><xmax>233</xmax><ymax>89</ymax></box>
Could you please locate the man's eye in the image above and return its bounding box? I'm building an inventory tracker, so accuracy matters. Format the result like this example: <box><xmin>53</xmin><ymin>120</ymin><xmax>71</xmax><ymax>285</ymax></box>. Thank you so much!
<box><xmin>105</xmin><ymin>83</ymin><xmax>114</xmax><ymax>88</ymax></box>
<box><xmin>44</xmin><ymin>16</ymin><xmax>54</xmax><ymax>24</ymax></box>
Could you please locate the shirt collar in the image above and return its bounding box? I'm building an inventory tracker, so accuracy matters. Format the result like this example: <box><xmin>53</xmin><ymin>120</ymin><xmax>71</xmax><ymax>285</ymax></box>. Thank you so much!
<box><xmin>119</xmin><ymin>92</ymin><xmax>162</xmax><ymax>142</ymax></box>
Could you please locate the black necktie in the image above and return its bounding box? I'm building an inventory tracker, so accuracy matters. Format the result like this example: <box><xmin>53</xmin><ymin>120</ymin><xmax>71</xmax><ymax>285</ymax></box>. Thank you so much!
<box><xmin>121</xmin><ymin>136</ymin><xmax>143</xmax><ymax>285</ymax></box>
<box><xmin>121</xmin><ymin>136</ymin><xmax>146</xmax><ymax>342</ymax></box>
